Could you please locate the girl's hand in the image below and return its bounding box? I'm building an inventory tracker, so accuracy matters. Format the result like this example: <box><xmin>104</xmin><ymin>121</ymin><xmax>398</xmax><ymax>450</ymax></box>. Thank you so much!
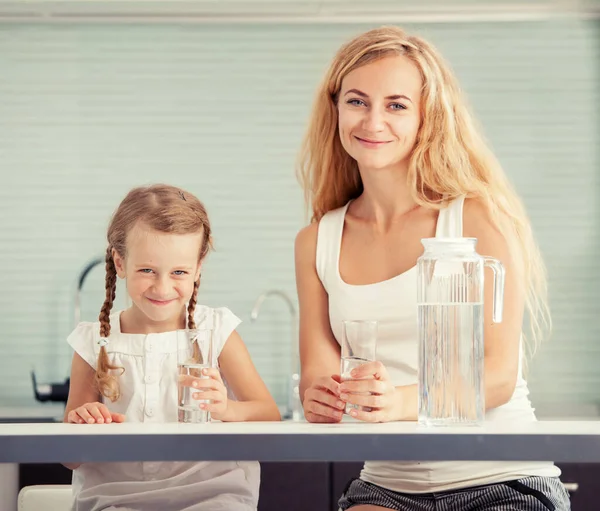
<box><xmin>303</xmin><ymin>375</ymin><xmax>345</xmax><ymax>423</ymax></box>
<box><xmin>339</xmin><ymin>361</ymin><xmax>400</xmax><ymax>423</ymax></box>
<box><xmin>180</xmin><ymin>368</ymin><xmax>229</xmax><ymax>421</ymax></box>
<box><xmin>67</xmin><ymin>402</ymin><xmax>126</xmax><ymax>424</ymax></box>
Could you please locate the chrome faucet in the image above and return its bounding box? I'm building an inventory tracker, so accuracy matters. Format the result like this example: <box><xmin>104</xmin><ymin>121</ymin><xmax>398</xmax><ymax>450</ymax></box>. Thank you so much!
<box><xmin>250</xmin><ymin>289</ymin><xmax>302</xmax><ymax>421</ymax></box>
<box><xmin>250</xmin><ymin>290</ymin><xmax>296</xmax><ymax>323</ymax></box>
<box><xmin>32</xmin><ymin>256</ymin><xmax>104</xmax><ymax>405</ymax></box>
<box><xmin>74</xmin><ymin>257</ymin><xmax>104</xmax><ymax>326</ymax></box>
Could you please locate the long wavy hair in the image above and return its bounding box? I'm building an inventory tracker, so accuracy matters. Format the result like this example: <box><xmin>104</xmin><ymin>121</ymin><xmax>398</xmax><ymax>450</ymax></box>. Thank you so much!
<box><xmin>297</xmin><ymin>26</ymin><xmax>550</xmax><ymax>360</ymax></box>
<box><xmin>97</xmin><ymin>184</ymin><xmax>212</xmax><ymax>401</ymax></box>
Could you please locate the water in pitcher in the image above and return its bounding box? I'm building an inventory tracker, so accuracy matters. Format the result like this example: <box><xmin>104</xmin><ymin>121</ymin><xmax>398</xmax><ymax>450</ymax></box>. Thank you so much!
<box><xmin>178</xmin><ymin>362</ymin><xmax>210</xmax><ymax>423</ymax></box>
<box><xmin>340</xmin><ymin>356</ymin><xmax>372</xmax><ymax>414</ymax></box>
<box><xmin>418</xmin><ymin>302</ymin><xmax>484</xmax><ymax>426</ymax></box>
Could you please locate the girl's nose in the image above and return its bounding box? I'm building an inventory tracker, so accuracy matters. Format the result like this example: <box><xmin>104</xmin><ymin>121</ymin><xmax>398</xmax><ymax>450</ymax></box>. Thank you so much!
<box><xmin>153</xmin><ymin>275</ymin><xmax>170</xmax><ymax>295</ymax></box>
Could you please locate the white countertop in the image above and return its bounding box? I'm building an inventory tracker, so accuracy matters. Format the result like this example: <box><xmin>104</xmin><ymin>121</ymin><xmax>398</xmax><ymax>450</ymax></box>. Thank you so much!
<box><xmin>2</xmin><ymin>419</ymin><xmax>600</xmax><ymax>435</ymax></box>
<box><xmin>2</xmin><ymin>420</ymin><xmax>600</xmax><ymax>463</ymax></box>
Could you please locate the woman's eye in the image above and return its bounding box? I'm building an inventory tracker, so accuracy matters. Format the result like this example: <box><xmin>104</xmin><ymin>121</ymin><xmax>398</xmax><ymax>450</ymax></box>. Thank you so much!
<box><xmin>390</xmin><ymin>103</ymin><xmax>407</xmax><ymax>110</ymax></box>
<box><xmin>347</xmin><ymin>98</ymin><xmax>366</xmax><ymax>107</ymax></box>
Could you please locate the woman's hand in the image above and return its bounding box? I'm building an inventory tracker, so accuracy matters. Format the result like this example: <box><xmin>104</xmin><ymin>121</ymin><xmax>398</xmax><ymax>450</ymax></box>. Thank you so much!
<box><xmin>339</xmin><ymin>361</ymin><xmax>400</xmax><ymax>422</ymax></box>
<box><xmin>303</xmin><ymin>375</ymin><xmax>345</xmax><ymax>423</ymax></box>
<box><xmin>180</xmin><ymin>368</ymin><xmax>229</xmax><ymax>421</ymax></box>
<box><xmin>67</xmin><ymin>402</ymin><xmax>126</xmax><ymax>424</ymax></box>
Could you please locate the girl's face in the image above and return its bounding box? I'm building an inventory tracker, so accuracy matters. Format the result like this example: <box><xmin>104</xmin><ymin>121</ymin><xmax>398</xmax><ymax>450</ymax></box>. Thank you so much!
<box><xmin>337</xmin><ymin>55</ymin><xmax>422</xmax><ymax>174</ymax></box>
<box><xmin>113</xmin><ymin>223</ymin><xmax>203</xmax><ymax>328</ymax></box>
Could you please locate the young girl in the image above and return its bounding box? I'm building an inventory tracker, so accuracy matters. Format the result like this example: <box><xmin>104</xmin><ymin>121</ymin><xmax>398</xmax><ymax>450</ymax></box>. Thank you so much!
<box><xmin>64</xmin><ymin>184</ymin><xmax>280</xmax><ymax>511</ymax></box>
<box><xmin>295</xmin><ymin>26</ymin><xmax>570</xmax><ymax>510</ymax></box>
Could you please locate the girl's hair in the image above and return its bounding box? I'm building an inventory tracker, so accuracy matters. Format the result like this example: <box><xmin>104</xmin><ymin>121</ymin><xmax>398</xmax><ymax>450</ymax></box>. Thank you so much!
<box><xmin>97</xmin><ymin>184</ymin><xmax>212</xmax><ymax>401</ymax></box>
<box><xmin>298</xmin><ymin>25</ymin><xmax>550</xmax><ymax>361</ymax></box>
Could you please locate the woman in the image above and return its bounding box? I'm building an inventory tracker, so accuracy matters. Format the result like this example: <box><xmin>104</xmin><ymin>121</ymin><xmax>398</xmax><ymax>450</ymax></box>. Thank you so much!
<box><xmin>294</xmin><ymin>26</ymin><xmax>570</xmax><ymax>511</ymax></box>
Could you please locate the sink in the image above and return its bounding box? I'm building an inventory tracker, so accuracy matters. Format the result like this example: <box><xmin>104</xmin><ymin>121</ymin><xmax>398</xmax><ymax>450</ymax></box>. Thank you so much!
<box><xmin>0</xmin><ymin>404</ymin><xmax>64</xmax><ymax>424</ymax></box>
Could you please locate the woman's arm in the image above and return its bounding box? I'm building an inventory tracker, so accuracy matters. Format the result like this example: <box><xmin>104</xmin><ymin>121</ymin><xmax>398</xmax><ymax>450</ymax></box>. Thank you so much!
<box><xmin>463</xmin><ymin>197</ymin><xmax>525</xmax><ymax>409</ymax></box>
<box><xmin>217</xmin><ymin>331</ymin><xmax>281</xmax><ymax>422</ymax></box>
<box><xmin>295</xmin><ymin>223</ymin><xmax>346</xmax><ymax>422</ymax></box>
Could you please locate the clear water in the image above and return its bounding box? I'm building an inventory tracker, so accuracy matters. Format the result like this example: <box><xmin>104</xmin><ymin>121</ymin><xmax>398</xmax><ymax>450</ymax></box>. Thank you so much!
<box><xmin>178</xmin><ymin>362</ymin><xmax>210</xmax><ymax>423</ymax></box>
<box><xmin>418</xmin><ymin>303</ymin><xmax>484</xmax><ymax>426</ymax></box>
<box><xmin>340</xmin><ymin>356</ymin><xmax>372</xmax><ymax>414</ymax></box>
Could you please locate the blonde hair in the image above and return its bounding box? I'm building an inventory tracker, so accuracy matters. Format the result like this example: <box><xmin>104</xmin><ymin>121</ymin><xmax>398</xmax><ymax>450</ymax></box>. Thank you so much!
<box><xmin>298</xmin><ymin>26</ymin><xmax>550</xmax><ymax>360</ymax></box>
<box><xmin>97</xmin><ymin>184</ymin><xmax>213</xmax><ymax>401</ymax></box>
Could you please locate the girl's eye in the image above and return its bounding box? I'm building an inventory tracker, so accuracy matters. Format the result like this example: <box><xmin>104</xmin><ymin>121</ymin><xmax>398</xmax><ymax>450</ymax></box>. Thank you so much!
<box><xmin>139</xmin><ymin>269</ymin><xmax>154</xmax><ymax>274</ymax></box>
<box><xmin>173</xmin><ymin>270</ymin><xmax>188</xmax><ymax>276</ymax></box>
<box><xmin>347</xmin><ymin>98</ymin><xmax>366</xmax><ymax>107</ymax></box>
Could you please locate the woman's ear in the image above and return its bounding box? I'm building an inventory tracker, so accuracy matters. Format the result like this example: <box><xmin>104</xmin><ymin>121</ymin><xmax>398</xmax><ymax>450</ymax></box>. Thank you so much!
<box><xmin>112</xmin><ymin>248</ymin><xmax>126</xmax><ymax>279</ymax></box>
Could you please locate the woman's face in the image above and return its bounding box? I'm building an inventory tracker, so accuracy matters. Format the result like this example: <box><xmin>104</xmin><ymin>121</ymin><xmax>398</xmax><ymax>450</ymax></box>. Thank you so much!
<box><xmin>337</xmin><ymin>55</ymin><xmax>422</xmax><ymax>174</ymax></box>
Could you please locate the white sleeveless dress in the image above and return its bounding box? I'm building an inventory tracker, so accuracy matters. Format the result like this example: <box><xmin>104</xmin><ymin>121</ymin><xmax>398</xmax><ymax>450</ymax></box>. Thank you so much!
<box><xmin>66</xmin><ymin>305</ymin><xmax>260</xmax><ymax>511</ymax></box>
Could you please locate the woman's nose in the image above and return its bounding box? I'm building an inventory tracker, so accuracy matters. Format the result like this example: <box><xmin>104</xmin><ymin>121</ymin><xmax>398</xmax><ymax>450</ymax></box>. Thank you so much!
<box><xmin>362</xmin><ymin>107</ymin><xmax>385</xmax><ymax>133</ymax></box>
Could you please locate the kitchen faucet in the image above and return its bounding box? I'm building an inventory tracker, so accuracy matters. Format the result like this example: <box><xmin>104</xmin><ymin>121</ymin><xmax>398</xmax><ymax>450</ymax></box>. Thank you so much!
<box><xmin>74</xmin><ymin>257</ymin><xmax>104</xmax><ymax>326</ymax></box>
<box><xmin>32</xmin><ymin>256</ymin><xmax>104</xmax><ymax>404</ymax></box>
<box><xmin>250</xmin><ymin>289</ymin><xmax>302</xmax><ymax>421</ymax></box>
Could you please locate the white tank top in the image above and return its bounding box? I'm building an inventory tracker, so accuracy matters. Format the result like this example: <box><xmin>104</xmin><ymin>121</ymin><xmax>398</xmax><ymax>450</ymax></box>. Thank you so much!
<box><xmin>316</xmin><ymin>196</ymin><xmax>559</xmax><ymax>493</ymax></box>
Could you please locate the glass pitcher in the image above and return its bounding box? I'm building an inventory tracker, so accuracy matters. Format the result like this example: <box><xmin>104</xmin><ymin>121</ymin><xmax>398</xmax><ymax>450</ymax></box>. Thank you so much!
<box><xmin>417</xmin><ymin>238</ymin><xmax>505</xmax><ymax>426</ymax></box>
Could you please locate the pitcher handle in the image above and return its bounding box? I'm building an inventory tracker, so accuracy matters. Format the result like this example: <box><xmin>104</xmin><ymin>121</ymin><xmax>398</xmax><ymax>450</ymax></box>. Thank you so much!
<box><xmin>483</xmin><ymin>257</ymin><xmax>505</xmax><ymax>323</ymax></box>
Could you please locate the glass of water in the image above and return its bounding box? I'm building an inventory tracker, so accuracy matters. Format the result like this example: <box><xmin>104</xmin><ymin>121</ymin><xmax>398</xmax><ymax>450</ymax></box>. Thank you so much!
<box><xmin>177</xmin><ymin>327</ymin><xmax>215</xmax><ymax>423</ymax></box>
<box><xmin>340</xmin><ymin>320</ymin><xmax>378</xmax><ymax>415</ymax></box>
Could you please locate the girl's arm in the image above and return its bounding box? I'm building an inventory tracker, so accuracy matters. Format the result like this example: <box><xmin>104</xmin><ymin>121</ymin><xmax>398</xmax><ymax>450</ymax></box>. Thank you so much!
<box><xmin>217</xmin><ymin>331</ymin><xmax>281</xmax><ymax>422</ymax></box>
<box><xmin>62</xmin><ymin>353</ymin><xmax>125</xmax><ymax>468</ymax></box>
<box><xmin>64</xmin><ymin>353</ymin><xmax>101</xmax><ymax>421</ymax></box>
<box><xmin>61</xmin><ymin>353</ymin><xmax>100</xmax><ymax>469</ymax></box>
